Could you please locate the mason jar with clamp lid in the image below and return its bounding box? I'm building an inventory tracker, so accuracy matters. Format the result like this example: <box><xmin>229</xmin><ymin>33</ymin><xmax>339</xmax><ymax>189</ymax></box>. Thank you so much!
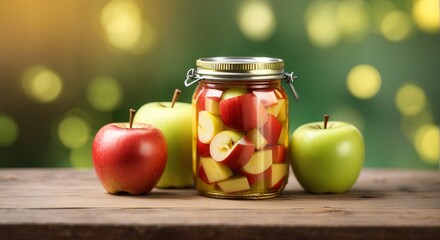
<box><xmin>184</xmin><ymin>57</ymin><xmax>299</xmax><ymax>199</ymax></box>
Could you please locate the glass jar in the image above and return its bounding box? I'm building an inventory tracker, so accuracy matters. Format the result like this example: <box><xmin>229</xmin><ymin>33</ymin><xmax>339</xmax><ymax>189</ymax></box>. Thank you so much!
<box><xmin>184</xmin><ymin>57</ymin><xmax>299</xmax><ymax>199</ymax></box>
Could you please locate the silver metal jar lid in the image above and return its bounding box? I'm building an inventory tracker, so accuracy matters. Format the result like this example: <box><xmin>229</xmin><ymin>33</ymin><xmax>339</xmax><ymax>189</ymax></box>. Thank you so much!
<box><xmin>184</xmin><ymin>56</ymin><xmax>299</xmax><ymax>101</ymax></box>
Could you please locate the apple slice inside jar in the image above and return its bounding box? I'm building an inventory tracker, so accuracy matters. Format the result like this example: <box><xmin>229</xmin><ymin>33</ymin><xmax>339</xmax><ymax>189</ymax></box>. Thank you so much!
<box><xmin>269</xmin><ymin>163</ymin><xmax>288</xmax><ymax>189</ymax></box>
<box><xmin>266</xmin><ymin>145</ymin><xmax>287</xmax><ymax>163</ymax></box>
<box><xmin>205</xmin><ymin>98</ymin><xmax>220</xmax><ymax>115</ymax></box>
<box><xmin>200</xmin><ymin>157</ymin><xmax>233</xmax><ymax>183</ymax></box>
<box><xmin>217</xmin><ymin>176</ymin><xmax>250</xmax><ymax>193</ymax></box>
<box><xmin>252</xmin><ymin>90</ymin><xmax>278</xmax><ymax>107</ymax></box>
<box><xmin>196</xmin><ymin>88</ymin><xmax>223</xmax><ymax>112</ymax></box>
<box><xmin>196</xmin><ymin>174</ymin><xmax>216</xmax><ymax>192</ymax></box>
<box><xmin>260</xmin><ymin>114</ymin><xmax>283</xmax><ymax>146</ymax></box>
<box><xmin>246</xmin><ymin>128</ymin><xmax>268</xmax><ymax>150</ymax></box>
<box><xmin>239</xmin><ymin>166</ymin><xmax>272</xmax><ymax>185</ymax></box>
<box><xmin>219</xmin><ymin>93</ymin><xmax>268</xmax><ymax>131</ymax></box>
<box><xmin>198</xmin><ymin>111</ymin><xmax>223</xmax><ymax>144</ymax></box>
<box><xmin>198</xmin><ymin>164</ymin><xmax>210</xmax><ymax>185</ymax></box>
<box><xmin>267</xmin><ymin>99</ymin><xmax>286</xmax><ymax>118</ymax></box>
<box><xmin>209</xmin><ymin>130</ymin><xmax>255</xmax><ymax>169</ymax></box>
<box><xmin>277</xmin><ymin>125</ymin><xmax>288</xmax><ymax>146</ymax></box>
<box><xmin>197</xmin><ymin>140</ymin><xmax>211</xmax><ymax>157</ymax></box>
<box><xmin>240</xmin><ymin>150</ymin><xmax>273</xmax><ymax>175</ymax></box>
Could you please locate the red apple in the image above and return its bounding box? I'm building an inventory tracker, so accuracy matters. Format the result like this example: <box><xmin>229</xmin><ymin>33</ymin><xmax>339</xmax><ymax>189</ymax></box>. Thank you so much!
<box><xmin>252</xmin><ymin>90</ymin><xmax>278</xmax><ymax>107</ymax></box>
<box><xmin>210</xmin><ymin>130</ymin><xmax>255</xmax><ymax>168</ymax></box>
<box><xmin>92</xmin><ymin>119</ymin><xmax>167</xmax><ymax>195</ymax></box>
<box><xmin>260</xmin><ymin>114</ymin><xmax>282</xmax><ymax>145</ymax></box>
<box><xmin>219</xmin><ymin>93</ymin><xmax>267</xmax><ymax>131</ymax></box>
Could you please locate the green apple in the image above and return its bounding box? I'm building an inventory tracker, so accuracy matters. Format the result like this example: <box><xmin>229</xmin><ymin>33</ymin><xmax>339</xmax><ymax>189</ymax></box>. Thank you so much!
<box><xmin>289</xmin><ymin>115</ymin><xmax>365</xmax><ymax>193</ymax></box>
<box><xmin>134</xmin><ymin>92</ymin><xmax>193</xmax><ymax>188</ymax></box>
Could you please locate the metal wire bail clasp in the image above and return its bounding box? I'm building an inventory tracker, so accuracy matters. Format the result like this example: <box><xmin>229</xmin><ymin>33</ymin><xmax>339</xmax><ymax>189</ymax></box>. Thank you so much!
<box><xmin>283</xmin><ymin>71</ymin><xmax>300</xmax><ymax>102</ymax></box>
<box><xmin>184</xmin><ymin>68</ymin><xmax>202</xmax><ymax>87</ymax></box>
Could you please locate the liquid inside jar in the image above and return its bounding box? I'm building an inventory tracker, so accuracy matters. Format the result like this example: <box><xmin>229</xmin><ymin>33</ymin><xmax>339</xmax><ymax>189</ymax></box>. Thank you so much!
<box><xmin>192</xmin><ymin>80</ymin><xmax>289</xmax><ymax>199</ymax></box>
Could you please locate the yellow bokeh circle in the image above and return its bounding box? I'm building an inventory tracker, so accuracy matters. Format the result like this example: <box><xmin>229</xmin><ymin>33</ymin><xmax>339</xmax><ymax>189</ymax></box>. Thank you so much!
<box><xmin>0</xmin><ymin>114</ymin><xmax>19</xmax><ymax>147</ymax></box>
<box><xmin>336</xmin><ymin>0</ymin><xmax>369</xmax><ymax>40</ymax></box>
<box><xmin>380</xmin><ymin>10</ymin><xmax>412</xmax><ymax>42</ymax></box>
<box><xmin>101</xmin><ymin>0</ymin><xmax>154</xmax><ymax>54</ymax></box>
<box><xmin>87</xmin><ymin>75</ymin><xmax>123</xmax><ymax>112</ymax></box>
<box><xmin>395</xmin><ymin>84</ymin><xmax>426</xmax><ymax>116</ymax></box>
<box><xmin>305</xmin><ymin>1</ymin><xmax>340</xmax><ymax>48</ymax></box>
<box><xmin>22</xmin><ymin>66</ymin><xmax>63</xmax><ymax>103</ymax></box>
<box><xmin>412</xmin><ymin>0</ymin><xmax>439</xmax><ymax>33</ymax></box>
<box><xmin>57</xmin><ymin>116</ymin><xmax>90</xmax><ymax>149</ymax></box>
<box><xmin>237</xmin><ymin>0</ymin><xmax>276</xmax><ymax>42</ymax></box>
<box><xmin>347</xmin><ymin>64</ymin><xmax>382</xmax><ymax>99</ymax></box>
<box><xmin>414</xmin><ymin>124</ymin><xmax>439</xmax><ymax>164</ymax></box>
<box><xmin>70</xmin><ymin>143</ymin><xmax>93</xmax><ymax>168</ymax></box>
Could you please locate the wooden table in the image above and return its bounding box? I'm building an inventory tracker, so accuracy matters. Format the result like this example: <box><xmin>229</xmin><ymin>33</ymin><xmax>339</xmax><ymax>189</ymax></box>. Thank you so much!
<box><xmin>0</xmin><ymin>168</ymin><xmax>439</xmax><ymax>240</ymax></box>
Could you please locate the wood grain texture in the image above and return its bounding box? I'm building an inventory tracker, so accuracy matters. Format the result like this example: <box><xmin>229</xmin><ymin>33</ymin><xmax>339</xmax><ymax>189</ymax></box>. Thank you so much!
<box><xmin>0</xmin><ymin>168</ymin><xmax>439</xmax><ymax>240</ymax></box>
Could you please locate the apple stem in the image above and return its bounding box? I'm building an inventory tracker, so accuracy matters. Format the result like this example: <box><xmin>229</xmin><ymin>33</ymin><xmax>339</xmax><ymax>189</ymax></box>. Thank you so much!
<box><xmin>324</xmin><ymin>114</ymin><xmax>329</xmax><ymax>129</ymax></box>
<box><xmin>129</xmin><ymin>109</ymin><xmax>136</xmax><ymax>129</ymax></box>
<box><xmin>171</xmin><ymin>89</ymin><xmax>182</xmax><ymax>108</ymax></box>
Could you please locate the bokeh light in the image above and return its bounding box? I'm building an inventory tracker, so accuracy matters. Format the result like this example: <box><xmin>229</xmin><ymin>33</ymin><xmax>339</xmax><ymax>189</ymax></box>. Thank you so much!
<box><xmin>380</xmin><ymin>10</ymin><xmax>412</xmax><ymax>42</ymax></box>
<box><xmin>87</xmin><ymin>75</ymin><xmax>123</xmax><ymax>112</ymax></box>
<box><xmin>0</xmin><ymin>114</ymin><xmax>19</xmax><ymax>147</ymax></box>
<box><xmin>237</xmin><ymin>0</ymin><xmax>276</xmax><ymax>41</ymax></box>
<box><xmin>412</xmin><ymin>0</ymin><xmax>439</xmax><ymax>33</ymax></box>
<box><xmin>414</xmin><ymin>124</ymin><xmax>439</xmax><ymax>164</ymax></box>
<box><xmin>401</xmin><ymin>109</ymin><xmax>434</xmax><ymax>141</ymax></box>
<box><xmin>347</xmin><ymin>64</ymin><xmax>382</xmax><ymax>99</ymax></box>
<box><xmin>371</xmin><ymin>0</ymin><xmax>397</xmax><ymax>33</ymax></box>
<box><xmin>57</xmin><ymin>115</ymin><xmax>91</xmax><ymax>149</ymax></box>
<box><xmin>336</xmin><ymin>0</ymin><xmax>369</xmax><ymax>41</ymax></box>
<box><xmin>69</xmin><ymin>139</ymin><xmax>93</xmax><ymax>168</ymax></box>
<box><xmin>22</xmin><ymin>65</ymin><xmax>63</xmax><ymax>103</ymax></box>
<box><xmin>305</xmin><ymin>1</ymin><xmax>340</xmax><ymax>48</ymax></box>
<box><xmin>395</xmin><ymin>84</ymin><xmax>426</xmax><ymax>116</ymax></box>
<box><xmin>101</xmin><ymin>0</ymin><xmax>155</xmax><ymax>54</ymax></box>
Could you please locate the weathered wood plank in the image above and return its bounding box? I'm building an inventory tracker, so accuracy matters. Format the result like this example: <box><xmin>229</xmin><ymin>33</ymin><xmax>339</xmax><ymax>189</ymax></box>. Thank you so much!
<box><xmin>0</xmin><ymin>168</ymin><xmax>439</xmax><ymax>240</ymax></box>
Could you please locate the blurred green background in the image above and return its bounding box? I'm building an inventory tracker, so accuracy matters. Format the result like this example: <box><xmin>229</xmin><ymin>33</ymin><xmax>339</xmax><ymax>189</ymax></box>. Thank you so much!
<box><xmin>0</xmin><ymin>0</ymin><xmax>438</xmax><ymax>169</ymax></box>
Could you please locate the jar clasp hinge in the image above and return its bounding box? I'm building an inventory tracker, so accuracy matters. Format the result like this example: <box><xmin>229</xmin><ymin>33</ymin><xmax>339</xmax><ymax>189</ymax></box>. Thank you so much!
<box><xmin>184</xmin><ymin>68</ymin><xmax>203</xmax><ymax>87</ymax></box>
<box><xmin>284</xmin><ymin>72</ymin><xmax>300</xmax><ymax>102</ymax></box>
